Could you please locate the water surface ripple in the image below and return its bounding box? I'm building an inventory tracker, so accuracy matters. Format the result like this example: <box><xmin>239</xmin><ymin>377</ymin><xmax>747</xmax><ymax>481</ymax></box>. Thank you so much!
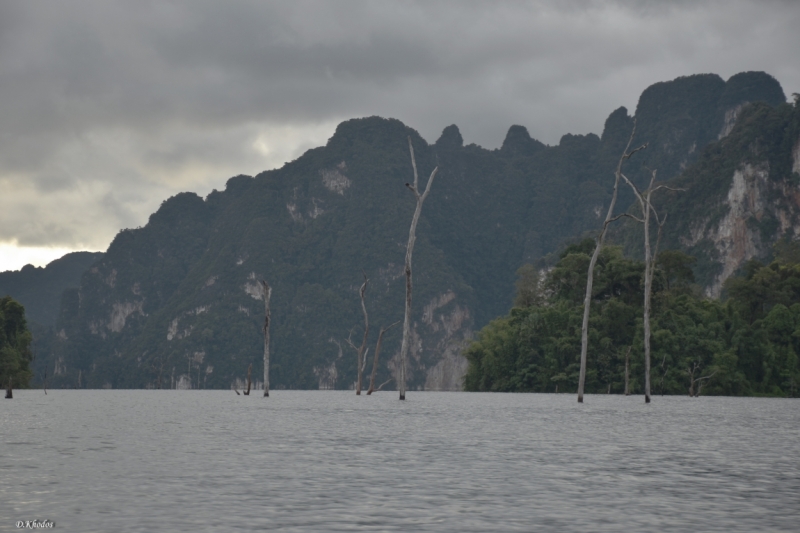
<box><xmin>1</xmin><ymin>391</ymin><xmax>798</xmax><ymax>532</ymax></box>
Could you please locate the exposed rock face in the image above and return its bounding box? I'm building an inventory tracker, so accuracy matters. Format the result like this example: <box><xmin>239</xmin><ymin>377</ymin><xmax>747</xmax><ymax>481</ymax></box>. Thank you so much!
<box><xmin>320</xmin><ymin>163</ymin><xmax>351</xmax><ymax>194</ymax></box>
<box><xmin>794</xmin><ymin>138</ymin><xmax>800</xmax><ymax>175</ymax></box>
<box><xmin>386</xmin><ymin>291</ymin><xmax>473</xmax><ymax>391</ymax></box>
<box><xmin>108</xmin><ymin>301</ymin><xmax>145</xmax><ymax>333</ymax></box>
<box><xmin>691</xmin><ymin>164</ymin><xmax>768</xmax><ymax>297</ymax></box>
<box><xmin>718</xmin><ymin>104</ymin><xmax>744</xmax><ymax>139</ymax></box>
<box><xmin>683</xmin><ymin>160</ymin><xmax>800</xmax><ymax>297</ymax></box>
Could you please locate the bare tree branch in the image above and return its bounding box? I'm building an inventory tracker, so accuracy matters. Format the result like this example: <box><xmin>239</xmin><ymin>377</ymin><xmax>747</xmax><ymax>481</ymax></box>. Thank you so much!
<box><xmin>367</xmin><ymin>320</ymin><xmax>401</xmax><ymax>395</ymax></box>
<box><xmin>399</xmin><ymin>137</ymin><xmax>437</xmax><ymax>401</ymax></box>
<box><xmin>376</xmin><ymin>377</ymin><xmax>393</xmax><ymax>392</ymax></box>
<box><xmin>578</xmin><ymin>120</ymin><xmax>642</xmax><ymax>403</ymax></box>
<box><xmin>608</xmin><ymin>212</ymin><xmax>644</xmax><ymax>224</ymax></box>
<box><xmin>261</xmin><ymin>280</ymin><xmax>272</xmax><ymax>398</ymax></box>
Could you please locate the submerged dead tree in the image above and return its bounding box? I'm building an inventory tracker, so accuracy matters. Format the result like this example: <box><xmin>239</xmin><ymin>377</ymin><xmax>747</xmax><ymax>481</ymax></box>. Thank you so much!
<box><xmin>619</xmin><ymin>168</ymin><xmax>682</xmax><ymax>403</ymax></box>
<box><xmin>244</xmin><ymin>364</ymin><xmax>252</xmax><ymax>395</ymax></box>
<box><xmin>261</xmin><ymin>280</ymin><xmax>272</xmax><ymax>397</ymax></box>
<box><xmin>687</xmin><ymin>362</ymin><xmax>716</xmax><ymax>397</ymax></box>
<box><xmin>399</xmin><ymin>137</ymin><xmax>438</xmax><ymax>401</ymax></box>
<box><xmin>367</xmin><ymin>320</ymin><xmax>400</xmax><ymax>395</ymax></box>
<box><xmin>623</xmin><ymin>346</ymin><xmax>632</xmax><ymax>396</ymax></box>
<box><xmin>345</xmin><ymin>274</ymin><xmax>370</xmax><ymax>395</ymax></box>
<box><xmin>577</xmin><ymin>123</ymin><xmax>646</xmax><ymax>403</ymax></box>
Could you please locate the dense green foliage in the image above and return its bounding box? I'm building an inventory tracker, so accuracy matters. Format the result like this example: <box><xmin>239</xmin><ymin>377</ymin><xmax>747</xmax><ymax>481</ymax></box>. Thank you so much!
<box><xmin>0</xmin><ymin>296</ymin><xmax>33</xmax><ymax>389</ymax></box>
<box><xmin>465</xmin><ymin>241</ymin><xmax>800</xmax><ymax>397</ymax></box>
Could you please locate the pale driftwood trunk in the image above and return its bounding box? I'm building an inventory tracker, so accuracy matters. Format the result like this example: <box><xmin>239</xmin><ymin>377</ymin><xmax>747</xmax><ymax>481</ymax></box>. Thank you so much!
<box><xmin>620</xmin><ymin>169</ymin><xmax>679</xmax><ymax>404</ymax></box>
<box><xmin>578</xmin><ymin>123</ymin><xmax>645</xmax><ymax>403</ymax></box>
<box><xmin>687</xmin><ymin>362</ymin><xmax>716</xmax><ymax>397</ymax></box>
<box><xmin>244</xmin><ymin>363</ymin><xmax>252</xmax><ymax>395</ymax></box>
<box><xmin>367</xmin><ymin>321</ymin><xmax>400</xmax><ymax>395</ymax></box>
<box><xmin>642</xmin><ymin>179</ymin><xmax>653</xmax><ymax>404</ymax></box>
<box><xmin>356</xmin><ymin>275</ymin><xmax>369</xmax><ymax>395</ymax></box>
<box><xmin>624</xmin><ymin>346</ymin><xmax>632</xmax><ymax>396</ymax></box>
<box><xmin>261</xmin><ymin>280</ymin><xmax>272</xmax><ymax>397</ymax></box>
<box><xmin>399</xmin><ymin>137</ymin><xmax>437</xmax><ymax>401</ymax></box>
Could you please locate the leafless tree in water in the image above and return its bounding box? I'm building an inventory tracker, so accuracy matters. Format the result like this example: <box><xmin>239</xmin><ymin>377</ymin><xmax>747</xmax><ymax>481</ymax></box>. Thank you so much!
<box><xmin>344</xmin><ymin>274</ymin><xmax>370</xmax><ymax>395</ymax></box>
<box><xmin>577</xmin><ymin>123</ymin><xmax>646</xmax><ymax>403</ymax></box>
<box><xmin>367</xmin><ymin>321</ymin><xmax>400</xmax><ymax>395</ymax></box>
<box><xmin>399</xmin><ymin>137</ymin><xmax>437</xmax><ymax>400</ymax></box>
<box><xmin>261</xmin><ymin>280</ymin><xmax>272</xmax><ymax>397</ymax></box>
<box><xmin>243</xmin><ymin>363</ymin><xmax>252</xmax><ymax>395</ymax></box>
<box><xmin>619</xmin><ymin>168</ymin><xmax>683</xmax><ymax>403</ymax></box>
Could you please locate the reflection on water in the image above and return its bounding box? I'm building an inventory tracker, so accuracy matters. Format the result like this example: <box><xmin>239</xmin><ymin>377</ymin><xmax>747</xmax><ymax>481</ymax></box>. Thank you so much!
<box><xmin>1</xmin><ymin>391</ymin><xmax>798</xmax><ymax>532</ymax></box>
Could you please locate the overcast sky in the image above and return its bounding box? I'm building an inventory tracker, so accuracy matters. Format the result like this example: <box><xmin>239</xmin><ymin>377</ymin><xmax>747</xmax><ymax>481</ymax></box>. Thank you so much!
<box><xmin>1</xmin><ymin>0</ymin><xmax>798</xmax><ymax>271</ymax></box>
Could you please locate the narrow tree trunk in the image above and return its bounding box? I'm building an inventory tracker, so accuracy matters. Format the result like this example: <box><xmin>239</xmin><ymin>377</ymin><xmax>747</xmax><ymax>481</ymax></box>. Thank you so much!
<box><xmin>5</xmin><ymin>377</ymin><xmax>11</xmax><ymax>399</ymax></box>
<box><xmin>621</xmin><ymin>170</ymin><xmax>667</xmax><ymax>405</ymax></box>
<box><xmin>367</xmin><ymin>321</ymin><xmax>400</xmax><ymax>395</ymax></box>
<box><xmin>244</xmin><ymin>363</ymin><xmax>252</xmax><ymax>395</ymax></box>
<box><xmin>261</xmin><ymin>280</ymin><xmax>272</xmax><ymax>398</ymax></box>
<box><xmin>643</xmin><ymin>188</ymin><xmax>653</xmax><ymax>404</ymax></box>
<box><xmin>356</xmin><ymin>274</ymin><xmax>369</xmax><ymax>395</ymax></box>
<box><xmin>399</xmin><ymin>137</ymin><xmax>437</xmax><ymax>401</ymax></box>
<box><xmin>43</xmin><ymin>368</ymin><xmax>48</xmax><ymax>395</ymax></box>
<box><xmin>578</xmin><ymin>123</ymin><xmax>644</xmax><ymax>403</ymax></box>
<box><xmin>624</xmin><ymin>346</ymin><xmax>631</xmax><ymax>396</ymax></box>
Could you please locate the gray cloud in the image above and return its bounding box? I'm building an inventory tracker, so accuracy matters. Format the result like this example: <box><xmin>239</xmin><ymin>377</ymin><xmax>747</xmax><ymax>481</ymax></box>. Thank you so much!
<box><xmin>0</xmin><ymin>0</ymin><xmax>798</xmax><ymax>261</ymax></box>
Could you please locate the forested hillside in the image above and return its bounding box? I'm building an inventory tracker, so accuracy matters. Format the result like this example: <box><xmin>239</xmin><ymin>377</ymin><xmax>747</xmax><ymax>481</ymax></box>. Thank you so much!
<box><xmin>32</xmin><ymin>71</ymin><xmax>792</xmax><ymax>391</ymax></box>
<box><xmin>465</xmin><ymin>241</ymin><xmax>800</xmax><ymax>397</ymax></box>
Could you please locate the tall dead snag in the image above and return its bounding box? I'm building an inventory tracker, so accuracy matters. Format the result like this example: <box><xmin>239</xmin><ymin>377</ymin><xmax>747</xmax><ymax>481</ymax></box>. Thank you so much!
<box><xmin>623</xmin><ymin>346</ymin><xmax>632</xmax><ymax>396</ymax></box>
<box><xmin>261</xmin><ymin>280</ymin><xmax>272</xmax><ymax>397</ymax></box>
<box><xmin>619</xmin><ymin>168</ymin><xmax>682</xmax><ymax>403</ymax></box>
<box><xmin>367</xmin><ymin>321</ymin><xmax>400</xmax><ymax>395</ymax></box>
<box><xmin>344</xmin><ymin>274</ymin><xmax>370</xmax><ymax>395</ymax></box>
<box><xmin>357</xmin><ymin>274</ymin><xmax>369</xmax><ymax>395</ymax></box>
<box><xmin>399</xmin><ymin>136</ymin><xmax>437</xmax><ymax>401</ymax></box>
<box><xmin>577</xmin><ymin>123</ymin><xmax>646</xmax><ymax>403</ymax></box>
<box><xmin>687</xmin><ymin>362</ymin><xmax>716</xmax><ymax>397</ymax></box>
<box><xmin>244</xmin><ymin>363</ymin><xmax>252</xmax><ymax>395</ymax></box>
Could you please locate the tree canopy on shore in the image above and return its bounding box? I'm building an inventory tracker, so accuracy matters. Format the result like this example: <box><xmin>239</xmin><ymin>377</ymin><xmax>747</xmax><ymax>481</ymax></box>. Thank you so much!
<box><xmin>464</xmin><ymin>240</ymin><xmax>800</xmax><ymax>397</ymax></box>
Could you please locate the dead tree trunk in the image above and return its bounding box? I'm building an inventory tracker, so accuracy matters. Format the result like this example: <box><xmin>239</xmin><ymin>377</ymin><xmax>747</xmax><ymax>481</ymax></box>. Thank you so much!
<box><xmin>687</xmin><ymin>362</ymin><xmax>716</xmax><ymax>397</ymax></box>
<box><xmin>619</xmin><ymin>168</ymin><xmax>681</xmax><ymax>404</ymax></box>
<box><xmin>578</xmin><ymin>123</ymin><xmax>646</xmax><ymax>403</ymax></box>
<box><xmin>624</xmin><ymin>346</ymin><xmax>632</xmax><ymax>396</ymax></box>
<box><xmin>244</xmin><ymin>363</ymin><xmax>252</xmax><ymax>395</ymax></box>
<box><xmin>354</xmin><ymin>274</ymin><xmax>370</xmax><ymax>395</ymax></box>
<box><xmin>367</xmin><ymin>321</ymin><xmax>400</xmax><ymax>395</ymax></box>
<box><xmin>399</xmin><ymin>137</ymin><xmax>437</xmax><ymax>401</ymax></box>
<box><xmin>261</xmin><ymin>280</ymin><xmax>272</xmax><ymax>398</ymax></box>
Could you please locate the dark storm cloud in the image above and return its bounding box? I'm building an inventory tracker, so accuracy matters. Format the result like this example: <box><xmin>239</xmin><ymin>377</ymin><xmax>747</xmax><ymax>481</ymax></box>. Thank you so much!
<box><xmin>0</xmin><ymin>0</ymin><xmax>798</xmax><ymax>263</ymax></box>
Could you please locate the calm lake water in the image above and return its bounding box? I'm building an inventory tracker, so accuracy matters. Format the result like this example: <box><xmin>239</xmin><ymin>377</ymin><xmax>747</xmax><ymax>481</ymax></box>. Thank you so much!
<box><xmin>1</xmin><ymin>391</ymin><xmax>798</xmax><ymax>532</ymax></box>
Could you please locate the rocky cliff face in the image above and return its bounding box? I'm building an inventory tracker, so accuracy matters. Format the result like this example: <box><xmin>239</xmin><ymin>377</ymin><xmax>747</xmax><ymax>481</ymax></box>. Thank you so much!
<box><xmin>40</xmin><ymin>71</ymin><xmax>792</xmax><ymax>390</ymax></box>
<box><xmin>685</xmin><ymin>161</ymin><xmax>800</xmax><ymax>297</ymax></box>
<box><xmin>645</xmin><ymin>99</ymin><xmax>800</xmax><ymax>293</ymax></box>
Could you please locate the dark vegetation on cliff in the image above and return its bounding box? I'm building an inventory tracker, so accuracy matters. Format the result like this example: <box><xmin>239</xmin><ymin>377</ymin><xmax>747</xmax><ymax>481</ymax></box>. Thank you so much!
<box><xmin>0</xmin><ymin>296</ymin><xmax>33</xmax><ymax>391</ymax></box>
<box><xmin>465</xmin><ymin>241</ymin><xmax>800</xmax><ymax>397</ymax></box>
<box><xmin>13</xmin><ymin>70</ymin><xmax>794</xmax><ymax>391</ymax></box>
